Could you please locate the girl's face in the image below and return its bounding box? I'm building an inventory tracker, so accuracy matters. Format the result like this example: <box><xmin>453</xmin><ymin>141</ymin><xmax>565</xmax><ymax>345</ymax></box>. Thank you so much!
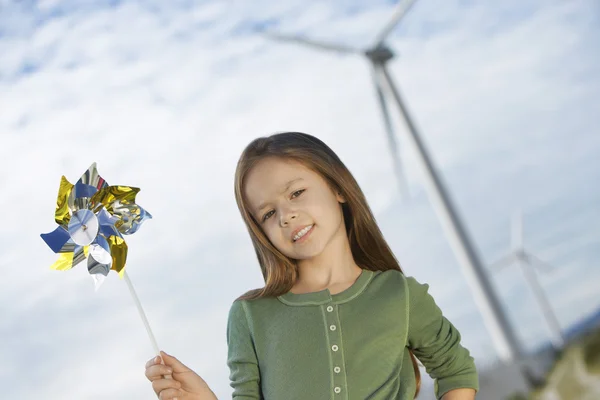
<box><xmin>244</xmin><ymin>157</ymin><xmax>347</xmax><ymax>261</ymax></box>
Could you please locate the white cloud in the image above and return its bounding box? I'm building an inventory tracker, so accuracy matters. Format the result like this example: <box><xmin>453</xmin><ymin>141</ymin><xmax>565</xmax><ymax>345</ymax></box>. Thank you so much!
<box><xmin>1</xmin><ymin>0</ymin><xmax>599</xmax><ymax>398</ymax></box>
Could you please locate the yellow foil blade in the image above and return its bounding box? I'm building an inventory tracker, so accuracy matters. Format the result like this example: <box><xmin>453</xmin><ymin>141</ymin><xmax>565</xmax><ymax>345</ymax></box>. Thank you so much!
<box><xmin>108</xmin><ymin>235</ymin><xmax>128</xmax><ymax>276</ymax></box>
<box><xmin>50</xmin><ymin>253</ymin><xmax>75</xmax><ymax>271</ymax></box>
<box><xmin>91</xmin><ymin>186</ymin><xmax>140</xmax><ymax>212</ymax></box>
<box><xmin>54</xmin><ymin>176</ymin><xmax>74</xmax><ymax>226</ymax></box>
<box><xmin>50</xmin><ymin>246</ymin><xmax>88</xmax><ymax>271</ymax></box>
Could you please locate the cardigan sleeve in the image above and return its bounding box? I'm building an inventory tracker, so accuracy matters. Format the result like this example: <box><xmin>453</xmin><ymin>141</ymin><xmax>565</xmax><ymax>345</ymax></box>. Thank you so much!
<box><xmin>405</xmin><ymin>276</ymin><xmax>479</xmax><ymax>399</ymax></box>
<box><xmin>226</xmin><ymin>300</ymin><xmax>262</xmax><ymax>399</ymax></box>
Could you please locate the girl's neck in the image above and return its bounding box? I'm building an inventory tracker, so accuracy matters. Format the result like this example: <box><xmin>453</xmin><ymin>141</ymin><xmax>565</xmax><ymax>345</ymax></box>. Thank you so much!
<box><xmin>291</xmin><ymin>233</ymin><xmax>362</xmax><ymax>295</ymax></box>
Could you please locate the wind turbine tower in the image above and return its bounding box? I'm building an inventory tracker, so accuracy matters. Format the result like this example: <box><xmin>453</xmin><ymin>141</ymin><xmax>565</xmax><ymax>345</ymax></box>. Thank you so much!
<box><xmin>259</xmin><ymin>0</ymin><xmax>526</xmax><ymax>364</ymax></box>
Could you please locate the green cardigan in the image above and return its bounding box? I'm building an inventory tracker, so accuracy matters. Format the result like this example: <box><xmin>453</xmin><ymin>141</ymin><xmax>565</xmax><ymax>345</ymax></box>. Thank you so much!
<box><xmin>226</xmin><ymin>269</ymin><xmax>479</xmax><ymax>399</ymax></box>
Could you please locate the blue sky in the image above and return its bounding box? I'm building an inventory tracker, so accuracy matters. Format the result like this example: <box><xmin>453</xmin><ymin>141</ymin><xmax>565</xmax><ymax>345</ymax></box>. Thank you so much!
<box><xmin>1</xmin><ymin>0</ymin><xmax>599</xmax><ymax>398</ymax></box>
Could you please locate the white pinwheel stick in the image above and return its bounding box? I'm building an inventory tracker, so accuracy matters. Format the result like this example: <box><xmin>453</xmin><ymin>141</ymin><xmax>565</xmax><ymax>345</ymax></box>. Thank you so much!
<box><xmin>122</xmin><ymin>270</ymin><xmax>160</xmax><ymax>355</ymax></box>
<box><xmin>123</xmin><ymin>271</ymin><xmax>173</xmax><ymax>379</ymax></box>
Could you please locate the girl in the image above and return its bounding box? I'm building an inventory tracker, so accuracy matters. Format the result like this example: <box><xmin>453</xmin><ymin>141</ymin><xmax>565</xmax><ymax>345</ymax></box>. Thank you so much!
<box><xmin>145</xmin><ymin>132</ymin><xmax>479</xmax><ymax>400</ymax></box>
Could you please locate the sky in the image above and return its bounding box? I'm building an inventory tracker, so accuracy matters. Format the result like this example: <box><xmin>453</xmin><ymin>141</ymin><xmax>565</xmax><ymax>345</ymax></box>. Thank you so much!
<box><xmin>1</xmin><ymin>0</ymin><xmax>599</xmax><ymax>398</ymax></box>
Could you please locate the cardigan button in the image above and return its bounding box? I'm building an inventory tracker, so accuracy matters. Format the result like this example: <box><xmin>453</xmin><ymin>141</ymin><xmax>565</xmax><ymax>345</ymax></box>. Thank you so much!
<box><xmin>334</xmin><ymin>366</ymin><xmax>341</xmax><ymax>373</ymax></box>
<box><xmin>332</xmin><ymin>345</ymin><xmax>338</xmax><ymax>352</ymax></box>
<box><xmin>334</xmin><ymin>387</ymin><xmax>341</xmax><ymax>394</ymax></box>
<box><xmin>330</xmin><ymin>325</ymin><xmax>337</xmax><ymax>331</ymax></box>
<box><xmin>327</xmin><ymin>306</ymin><xmax>334</xmax><ymax>312</ymax></box>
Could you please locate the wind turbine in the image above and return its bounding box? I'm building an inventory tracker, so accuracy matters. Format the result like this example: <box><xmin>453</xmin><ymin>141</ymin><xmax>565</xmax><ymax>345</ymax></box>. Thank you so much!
<box><xmin>258</xmin><ymin>0</ymin><xmax>526</xmax><ymax>364</ymax></box>
<box><xmin>490</xmin><ymin>210</ymin><xmax>566</xmax><ymax>350</ymax></box>
<box><xmin>259</xmin><ymin>3</ymin><xmax>416</xmax><ymax>201</ymax></box>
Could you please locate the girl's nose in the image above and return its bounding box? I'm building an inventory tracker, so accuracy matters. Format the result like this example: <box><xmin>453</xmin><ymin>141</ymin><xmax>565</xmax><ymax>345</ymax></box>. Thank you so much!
<box><xmin>279</xmin><ymin>209</ymin><xmax>297</xmax><ymax>226</ymax></box>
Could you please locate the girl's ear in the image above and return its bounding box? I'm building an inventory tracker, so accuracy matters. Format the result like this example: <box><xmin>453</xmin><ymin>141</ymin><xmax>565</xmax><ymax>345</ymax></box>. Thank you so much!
<box><xmin>336</xmin><ymin>191</ymin><xmax>346</xmax><ymax>203</ymax></box>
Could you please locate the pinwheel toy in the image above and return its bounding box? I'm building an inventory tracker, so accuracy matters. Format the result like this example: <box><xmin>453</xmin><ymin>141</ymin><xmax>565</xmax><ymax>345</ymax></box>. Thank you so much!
<box><xmin>41</xmin><ymin>163</ymin><xmax>162</xmax><ymax>356</ymax></box>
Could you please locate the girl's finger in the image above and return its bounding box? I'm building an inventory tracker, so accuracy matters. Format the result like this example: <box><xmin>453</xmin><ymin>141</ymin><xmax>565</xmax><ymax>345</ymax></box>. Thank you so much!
<box><xmin>152</xmin><ymin>377</ymin><xmax>181</xmax><ymax>395</ymax></box>
<box><xmin>146</xmin><ymin>355</ymin><xmax>161</xmax><ymax>369</ymax></box>
<box><xmin>158</xmin><ymin>387</ymin><xmax>183</xmax><ymax>400</ymax></box>
<box><xmin>160</xmin><ymin>351</ymin><xmax>190</xmax><ymax>373</ymax></box>
<box><xmin>145</xmin><ymin>365</ymin><xmax>174</xmax><ymax>381</ymax></box>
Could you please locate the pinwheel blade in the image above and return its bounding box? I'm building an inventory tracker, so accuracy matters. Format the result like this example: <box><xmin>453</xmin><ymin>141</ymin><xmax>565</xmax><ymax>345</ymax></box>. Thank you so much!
<box><xmin>114</xmin><ymin>201</ymin><xmax>153</xmax><ymax>235</ymax></box>
<box><xmin>50</xmin><ymin>246</ymin><xmax>87</xmax><ymax>271</ymax></box>
<box><xmin>73</xmin><ymin>182</ymin><xmax>98</xmax><ymax>199</ymax></box>
<box><xmin>90</xmin><ymin>235</ymin><xmax>113</xmax><ymax>265</ymax></box>
<box><xmin>41</xmin><ymin>226</ymin><xmax>72</xmax><ymax>253</ymax></box>
<box><xmin>108</xmin><ymin>235</ymin><xmax>128</xmax><ymax>276</ymax></box>
<box><xmin>77</xmin><ymin>162</ymin><xmax>109</xmax><ymax>190</ymax></box>
<box><xmin>97</xmin><ymin>207</ymin><xmax>121</xmax><ymax>237</ymax></box>
<box><xmin>55</xmin><ymin>176</ymin><xmax>74</xmax><ymax>226</ymax></box>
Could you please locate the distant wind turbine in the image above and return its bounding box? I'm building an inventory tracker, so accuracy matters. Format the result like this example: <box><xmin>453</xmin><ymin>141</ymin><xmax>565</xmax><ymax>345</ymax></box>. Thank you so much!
<box><xmin>257</xmin><ymin>0</ymin><xmax>526</xmax><ymax>364</ymax></box>
<box><xmin>490</xmin><ymin>210</ymin><xmax>566</xmax><ymax>350</ymax></box>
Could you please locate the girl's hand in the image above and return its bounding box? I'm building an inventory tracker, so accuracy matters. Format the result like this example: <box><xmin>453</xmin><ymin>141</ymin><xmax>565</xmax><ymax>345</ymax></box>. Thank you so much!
<box><xmin>145</xmin><ymin>351</ymin><xmax>218</xmax><ymax>400</ymax></box>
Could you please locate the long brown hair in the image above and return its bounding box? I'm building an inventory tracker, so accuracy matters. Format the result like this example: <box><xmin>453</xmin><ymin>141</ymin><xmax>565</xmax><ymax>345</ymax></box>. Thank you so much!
<box><xmin>233</xmin><ymin>132</ymin><xmax>421</xmax><ymax>397</ymax></box>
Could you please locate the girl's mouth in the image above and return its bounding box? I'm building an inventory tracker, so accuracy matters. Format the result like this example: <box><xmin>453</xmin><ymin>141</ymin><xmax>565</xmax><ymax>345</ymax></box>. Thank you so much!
<box><xmin>292</xmin><ymin>224</ymin><xmax>314</xmax><ymax>243</ymax></box>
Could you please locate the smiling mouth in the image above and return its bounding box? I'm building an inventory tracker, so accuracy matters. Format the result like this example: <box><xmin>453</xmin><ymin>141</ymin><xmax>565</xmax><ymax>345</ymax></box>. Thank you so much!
<box><xmin>292</xmin><ymin>224</ymin><xmax>314</xmax><ymax>242</ymax></box>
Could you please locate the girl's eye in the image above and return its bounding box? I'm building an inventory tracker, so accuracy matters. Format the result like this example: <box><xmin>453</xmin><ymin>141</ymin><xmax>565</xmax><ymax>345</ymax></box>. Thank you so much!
<box><xmin>291</xmin><ymin>189</ymin><xmax>305</xmax><ymax>198</ymax></box>
<box><xmin>262</xmin><ymin>210</ymin><xmax>275</xmax><ymax>222</ymax></box>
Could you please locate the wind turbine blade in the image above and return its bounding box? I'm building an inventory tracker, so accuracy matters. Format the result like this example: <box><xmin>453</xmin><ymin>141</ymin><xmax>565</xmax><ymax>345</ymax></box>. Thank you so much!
<box><xmin>259</xmin><ymin>30</ymin><xmax>361</xmax><ymax>55</ymax></box>
<box><xmin>372</xmin><ymin>65</ymin><xmax>410</xmax><ymax>200</ymax></box>
<box><xmin>373</xmin><ymin>0</ymin><xmax>419</xmax><ymax>47</ymax></box>
<box><xmin>527</xmin><ymin>253</ymin><xmax>557</xmax><ymax>272</ymax></box>
<box><xmin>511</xmin><ymin>209</ymin><xmax>524</xmax><ymax>252</ymax></box>
<box><xmin>488</xmin><ymin>252</ymin><xmax>518</xmax><ymax>271</ymax></box>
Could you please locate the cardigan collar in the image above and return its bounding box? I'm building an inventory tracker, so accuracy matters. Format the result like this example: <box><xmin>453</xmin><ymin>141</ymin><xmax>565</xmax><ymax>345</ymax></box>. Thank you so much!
<box><xmin>278</xmin><ymin>269</ymin><xmax>375</xmax><ymax>306</ymax></box>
